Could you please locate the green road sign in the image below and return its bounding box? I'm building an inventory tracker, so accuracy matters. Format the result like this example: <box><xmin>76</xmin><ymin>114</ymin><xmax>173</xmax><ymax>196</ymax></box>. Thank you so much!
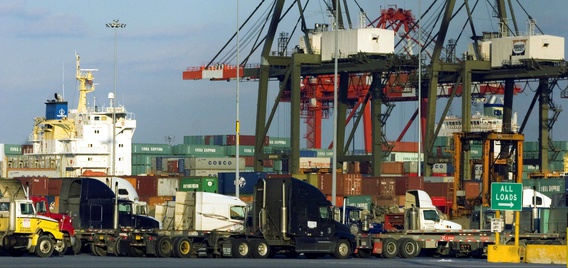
<box><xmin>491</xmin><ymin>182</ymin><xmax>523</xmax><ymax>211</ymax></box>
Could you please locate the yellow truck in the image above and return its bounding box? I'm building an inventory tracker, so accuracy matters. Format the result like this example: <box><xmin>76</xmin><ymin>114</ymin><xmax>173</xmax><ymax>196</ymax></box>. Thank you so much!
<box><xmin>0</xmin><ymin>179</ymin><xmax>66</xmax><ymax>257</ymax></box>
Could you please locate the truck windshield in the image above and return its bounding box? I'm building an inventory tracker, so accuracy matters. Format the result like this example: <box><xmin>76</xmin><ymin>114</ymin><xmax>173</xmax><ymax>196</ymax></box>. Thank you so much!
<box><xmin>20</xmin><ymin>203</ymin><xmax>34</xmax><ymax>215</ymax></box>
<box><xmin>423</xmin><ymin>209</ymin><xmax>440</xmax><ymax>221</ymax></box>
<box><xmin>230</xmin><ymin>206</ymin><xmax>245</xmax><ymax>220</ymax></box>
<box><xmin>35</xmin><ymin>201</ymin><xmax>47</xmax><ymax>213</ymax></box>
<box><xmin>319</xmin><ymin>206</ymin><xmax>331</xmax><ymax>220</ymax></box>
<box><xmin>118</xmin><ymin>203</ymin><xmax>132</xmax><ymax>214</ymax></box>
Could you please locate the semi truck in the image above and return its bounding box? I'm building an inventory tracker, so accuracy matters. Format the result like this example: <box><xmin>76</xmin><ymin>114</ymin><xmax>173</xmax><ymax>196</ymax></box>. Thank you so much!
<box><xmin>0</xmin><ymin>179</ymin><xmax>67</xmax><ymax>257</ymax></box>
<box><xmin>63</xmin><ymin>177</ymin><xmax>355</xmax><ymax>259</ymax></box>
<box><xmin>31</xmin><ymin>195</ymin><xmax>80</xmax><ymax>255</ymax></box>
<box><xmin>116</xmin><ymin>177</ymin><xmax>355</xmax><ymax>259</ymax></box>
<box><xmin>58</xmin><ymin>178</ymin><xmax>161</xmax><ymax>256</ymax></box>
<box><xmin>349</xmin><ymin>189</ymin><xmax>563</xmax><ymax>259</ymax></box>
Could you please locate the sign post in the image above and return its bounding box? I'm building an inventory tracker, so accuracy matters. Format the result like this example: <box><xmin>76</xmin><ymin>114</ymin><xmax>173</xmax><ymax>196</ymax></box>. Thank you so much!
<box><xmin>491</xmin><ymin>182</ymin><xmax>523</xmax><ymax>211</ymax></box>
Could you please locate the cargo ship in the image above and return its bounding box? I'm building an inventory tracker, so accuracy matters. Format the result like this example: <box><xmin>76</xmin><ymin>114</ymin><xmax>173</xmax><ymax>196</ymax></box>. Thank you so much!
<box><xmin>437</xmin><ymin>96</ymin><xmax>518</xmax><ymax>137</ymax></box>
<box><xmin>5</xmin><ymin>54</ymin><xmax>135</xmax><ymax>178</ymax></box>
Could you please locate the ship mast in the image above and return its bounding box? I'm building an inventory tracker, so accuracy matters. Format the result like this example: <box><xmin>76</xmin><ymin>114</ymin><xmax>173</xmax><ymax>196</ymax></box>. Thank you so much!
<box><xmin>75</xmin><ymin>53</ymin><xmax>97</xmax><ymax>114</ymax></box>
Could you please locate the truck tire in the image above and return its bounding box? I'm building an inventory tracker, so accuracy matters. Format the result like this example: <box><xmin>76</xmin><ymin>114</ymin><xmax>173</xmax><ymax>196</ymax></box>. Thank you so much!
<box><xmin>114</xmin><ymin>239</ymin><xmax>129</xmax><ymax>256</ymax></box>
<box><xmin>155</xmin><ymin>236</ymin><xmax>173</xmax><ymax>258</ymax></box>
<box><xmin>128</xmin><ymin>246</ymin><xmax>145</xmax><ymax>257</ymax></box>
<box><xmin>398</xmin><ymin>238</ymin><xmax>420</xmax><ymax>258</ymax></box>
<box><xmin>333</xmin><ymin>239</ymin><xmax>351</xmax><ymax>259</ymax></box>
<box><xmin>381</xmin><ymin>238</ymin><xmax>398</xmax><ymax>259</ymax></box>
<box><xmin>232</xmin><ymin>239</ymin><xmax>251</xmax><ymax>258</ymax></box>
<box><xmin>72</xmin><ymin>235</ymin><xmax>83</xmax><ymax>255</ymax></box>
<box><xmin>35</xmin><ymin>235</ymin><xmax>55</xmax><ymax>258</ymax></box>
<box><xmin>251</xmin><ymin>239</ymin><xmax>270</xmax><ymax>258</ymax></box>
<box><xmin>90</xmin><ymin>243</ymin><xmax>107</xmax><ymax>256</ymax></box>
<box><xmin>54</xmin><ymin>239</ymin><xmax>67</xmax><ymax>256</ymax></box>
<box><xmin>173</xmin><ymin>237</ymin><xmax>192</xmax><ymax>258</ymax></box>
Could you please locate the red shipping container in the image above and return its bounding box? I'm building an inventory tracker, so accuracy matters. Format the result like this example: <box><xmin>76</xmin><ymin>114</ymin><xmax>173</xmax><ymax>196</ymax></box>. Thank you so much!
<box><xmin>361</xmin><ymin>177</ymin><xmax>396</xmax><ymax>196</ymax></box>
<box><xmin>225</xmin><ymin>135</ymin><xmax>269</xmax><ymax>146</ymax></box>
<box><xmin>16</xmin><ymin>177</ymin><xmax>48</xmax><ymax>196</ymax></box>
<box><xmin>423</xmin><ymin>182</ymin><xmax>452</xmax><ymax>200</ymax></box>
<box><xmin>135</xmin><ymin>175</ymin><xmax>158</xmax><ymax>197</ymax></box>
<box><xmin>48</xmin><ymin>178</ymin><xmax>63</xmax><ymax>196</ymax></box>
<box><xmin>395</xmin><ymin>176</ymin><xmax>425</xmax><ymax>195</ymax></box>
<box><xmin>326</xmin><ymin>195</ymin><xmax>344</xmax><ymax>207</ymax></box>
<box><xmin>318</xmin><ymin>174</ymin><xmax>362</xmax><ymax>196</ymax></box>
<box><xmin>244</xmin><ymin>156</ymin><xmax>255</xmax><ymax>167</ymax></box>
<box><xmin>361</xmin><ymin>177</ymin><xmax>380</xmax><ymax>195</ymax></box>
<box><xmin>391</xmin><ymin>141</ymin><xmax>418</xmax><ymax>152</ymax></box>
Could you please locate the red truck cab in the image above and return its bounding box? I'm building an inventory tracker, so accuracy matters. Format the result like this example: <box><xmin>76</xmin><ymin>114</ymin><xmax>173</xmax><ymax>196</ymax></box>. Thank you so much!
<box><xmin>31</xmin><ymin>196</ymin><xmax>80</xmax><ymax>254</ymax></box>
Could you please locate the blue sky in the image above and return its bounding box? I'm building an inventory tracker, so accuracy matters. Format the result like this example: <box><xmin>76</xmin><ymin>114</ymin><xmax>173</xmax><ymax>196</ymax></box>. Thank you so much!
<box><xmin>0</xmin><ymin>1</ymin><xmax>567</xmax><ymax>148</ymax></box>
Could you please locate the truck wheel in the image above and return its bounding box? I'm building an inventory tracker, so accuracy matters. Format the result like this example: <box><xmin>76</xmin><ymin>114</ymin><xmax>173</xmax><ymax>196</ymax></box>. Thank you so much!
<box><xmin>356</xmin><ymin>249</ymin><xmax>372</xmax><ymax>258</ymax></box>
<box><xmin>35</xmin><ymin>235</ymin><xmax>55</xmax><ymax>258</ymax></box>
<box><xmin>398</xmin><ymin>238</ymin><xmax>420</xmax><ymax>258</ymax></box>
<box><xmin>173</xmin><ymin>237</ymin><xmax>192</xmax><ymax>258</ymax></box>
<box><xmin>333</xmin><ymin>239</ymin><xmax>351</xmax><ymax>259</ymax></box>
<box><xmin>232</xmin><ymin>239</ymin><xmax>251</xmax><ymax>258</ymax></box>
<box><xmin>381</xmin><ymin>238</ymin><xmax>398</xmax><ymax>259</ymax></box>
<box><xmin>251</xmin><ymin>239</ymin><xmax>270</xmax><ymax>258</ymax></box>
<box><xmin>54</xmin><ymin>239</ymin><xmax>67</xmax><ymax>256</ymax></box>
<box><xmin>128</xmin><ymin>246</ymin><xmax>145</xmax><ymax>257</ymax></box>
<box><xmin>72</xmin><ymin>235</ymin><xmax>83</xmax><ymax>255</ymax></box>
<box><xmin>90</xmin><ymin>243</ymin><xmax>107</xmax><ymax>256</ymax></box>
<box><xmin>155</xmin><ymin>236</ymin><xmax>173</xmax><ymax>258</ymax></box>
<box><xmin>114</xmin><ymin>239</ymin><xmax>129</xmax><ymax>256</ymax></box>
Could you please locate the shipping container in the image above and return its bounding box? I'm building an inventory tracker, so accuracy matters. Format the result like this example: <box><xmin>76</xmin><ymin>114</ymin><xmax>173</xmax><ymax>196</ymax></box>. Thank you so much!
<box><xmin>122</xmin><ymin>177</ymin><xmax>138</xmax><ymax>188</ymax></box>
<box><xmin>132</xmin><ymin>143</ymin><xmax>172</xmax><ymax>155</ymax></box>
<box><xmin>318</xmin><ymin>173</ymin><xmax>362</xmax><ymax>196</ymax></box>
<box><xmin>15</xmin><ymin>177</ymin><xmax>48</xmax><ymax>196</ymax></box>
<box><xmin>326</xmin><ymin>195</ymin><xmax>344</xmax><ymax>207</ymax></box>
<box><xmin>217</xmin><ymin>172</ymin><xmax>267</xmax><ymax>195</ymax></box>
<box><xmin>237</xmin><ymin>194</ymin><xmax>254</xmax><ymax>204</ymax></box>
<box><xmin>173</xmin><ymin>144</ymin><xmax>225</xmax><ymax>156</ymax></box>
<box><xmin>299</xmin><ymin>150</ymin><xmax>317</xmax><ymax>158</ymax></box>
<box><xmin>178</xmin><ymin>177</ymin><xmax>218</xmax><ymax>193</ymax></box>
<box><xmin>48</xmin><ymin>177</ymin><xmax>63</xmax><ymax>196</ymax></box>
<box><xmin>188</xmin><ymin>170</ymin><xmax>220</xmax><ymax>177</ymax></box>
<box><xmin>345</xmin><ymin>195</ymin><xmax>372</xmax><ymax>210</ymax></box>
<box><xmin>185</xmin><ymin>157</ymin><xmax>245</xmax><ymax>170</ymax></box>
<box><xmin>144</xmin><ymin>196</ymin><xmax>174</xmax><ymax>207</ymax></box>
<box><xmin>4</xmin><ymin>144</ymin><xmax>23</xmax><ymax>155</ymax></box>
<box><xmin>523</xmin><ymin>178</ymin><xmax>568</xmax><ymax>198</ymax></box>
<box><xmin>300</xmin><ymin>157</ymin><xmax>331</xmax><ymax>169</ymax></box>
<box><xmin>135</xmin><ymin>176</ymin><xmax>158</xmax><ymax>198</ymax></box>
<box><xmin>464</xmin><ymin>180</ymin><xmax>482</xmax><ymax>199</ymax></box>
<box><xmin>361</xmin><ymin>177</ymin><xmax>396</xmax><ymax>196</ymax></box>
<box><xmin>268</xmin><ymin>137</ymin><xmax>290</xmax><ymax>148</ymax></box>
<box><xmin>225</xmin><ymin>146</ymin><xmax>255</xmax><ymax>157</ymax></box>
<box><xmin>395</xmin><ymin>176</ymin><xmax>425</xmax><ymax>195</ymax></box>
<box><xmin>423</xmin><ymin>181</ymin><xmax>453</xmax><ymax>200</ymax></box>
<box><xmin>157</xmin><ymin>178</ymin><xmax>179</xmax><ymax>197</ymax></box>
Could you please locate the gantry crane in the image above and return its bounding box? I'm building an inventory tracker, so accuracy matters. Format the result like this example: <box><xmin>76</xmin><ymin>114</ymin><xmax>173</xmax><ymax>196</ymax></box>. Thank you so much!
<box><xmin>183</xmin><ymin>0</ymin><xmax>568</xmax><ymax>176</ymax></box>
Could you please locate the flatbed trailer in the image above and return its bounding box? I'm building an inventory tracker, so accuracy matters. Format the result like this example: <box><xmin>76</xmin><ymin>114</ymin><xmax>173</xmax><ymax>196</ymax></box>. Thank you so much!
<box><xmin>354</xmin><ymin>229</ymin><xmax>563</xmax><ymax>258</ymax></box>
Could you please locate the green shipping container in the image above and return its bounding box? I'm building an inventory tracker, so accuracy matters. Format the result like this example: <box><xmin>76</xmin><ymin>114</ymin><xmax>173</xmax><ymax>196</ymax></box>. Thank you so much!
<box><xmin>179</xmin><ymin>177</ymin><xmax>218</xmax><ymax>193</ymax></box>
<box><xmin>132</xmin><ymin>143</ymin><xmax>172</xmax><ymax>155</ymax></box>
<box><xmin>4</xmin><ymin>144</ymin><xmax>22</xmax><ymax>155</ymax></box>
<box><xmin>173</xmin><ymin>144</ymin><xmax>225</xmax><ymax>156</ymax></box>
<box><xmin>225</xmin><ymin>146</ymin><xmax>255</xmax><ymax>156</ymax></box>
<box><xmin>268</xmin><ymin>137</ymin><xmax>290</xmax><ymax>148</ymax></box>
<box><xmin>345</xmin><ymin>195</ymin><xmax>372</xmax><ymax>211</ymax></box>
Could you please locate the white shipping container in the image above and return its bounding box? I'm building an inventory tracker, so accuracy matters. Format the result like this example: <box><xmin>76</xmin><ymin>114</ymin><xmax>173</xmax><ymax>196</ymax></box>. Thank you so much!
<box><xmin>320</xmin><ymin>28</ymin><xmax>395</xmax><ymax>61</ymax></box>
<box><xmin>188</xmin><ymin>169</ymin><xmax>220</xmax><ymax>177</ymax></box>
<box><xmin>157</xmin><ymin>178</ymin><xmax>179</xmax><ymax>197</ymax></box>
<box><xmin>185</xmin><ymin>157</ymin><xmax>246</xmax><ymax>170</ymax></box>
<box><xmin>432</xmin><ymin>163</ymin><xmax>448</xmax><ymax>174</ymax></box>
<box><xmin>491</xmin><ymin>34</ymin><xmax>565</xmax><ymax>67</ymax></box>
<box><xmin>424</xmin><ymin>176</ymin><xmax>454</xmax><ymax>183</ymax></box>
<box><xmin>392</xmin><ymin>152</ymin><xmax>423</xmax><ymax>162</ymax></box>
<box><xmin>299</xmin><ymin>157</ymin><xmax>331</xmax><ymax>169</ymax></box>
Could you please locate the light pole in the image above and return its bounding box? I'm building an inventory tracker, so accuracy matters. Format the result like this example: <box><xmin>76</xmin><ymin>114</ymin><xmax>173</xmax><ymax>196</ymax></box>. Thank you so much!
<box><xmin>106</xmin><ymin>19</ymin><xmax>126</xmax><ymax>176</ymax></box>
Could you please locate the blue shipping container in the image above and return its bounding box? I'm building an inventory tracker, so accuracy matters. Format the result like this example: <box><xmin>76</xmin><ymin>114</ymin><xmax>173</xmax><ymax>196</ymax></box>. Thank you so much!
<box><xmin>217</xmin><ymin>172</ymin><xmax>267</xmax><ymax>195</ymax></box>
<box><xmin>299</xmin><ymin>150</ymin><xmax>317</xmax><ymax>157</ymax></box>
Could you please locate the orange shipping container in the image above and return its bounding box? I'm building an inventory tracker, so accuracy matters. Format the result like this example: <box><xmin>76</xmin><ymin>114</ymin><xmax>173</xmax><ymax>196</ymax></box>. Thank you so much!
<box><xmin>146</xmin><ymin>196</ymin><xmax>174</xmax><ymax>206</ymax></box>
<box><xmin>464</xmin><ymin>180</ymin><xmax>481</xmax><ymax>199</ymax></box>
<box><xmin>122</xmin><ymin>177</ymin><xmax>138</xmax><ymax>189</ymax></box>
<box><xmin>238</xmin><ymin>195</ymin><xmax>254</xmax><ymax>204</ymax></box>
<box><xmin>361</xmin><ymin>177</ymin><xmax>396</xmax><ymax>196</ymax></box>
<box><xmin>381</xmin><ymin>162</ymin><xmax>405</xmax><ymax>174</ymax></box>
<box><xmin>326</xmin><ymin>195</ymin><xmax>344</xmax><ymax>207</ymax></box>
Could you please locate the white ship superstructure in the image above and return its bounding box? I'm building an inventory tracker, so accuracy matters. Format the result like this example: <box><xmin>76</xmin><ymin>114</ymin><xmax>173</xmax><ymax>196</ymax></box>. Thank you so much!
<box><xmin>24</xmin><ymin>54</ymin><xmax>135</xmax><ymax>177</ymax></box>
<box><xmin>437</xmin><ymin>97</ymin><xmax>518</xmax><ymax>137</ymax></box>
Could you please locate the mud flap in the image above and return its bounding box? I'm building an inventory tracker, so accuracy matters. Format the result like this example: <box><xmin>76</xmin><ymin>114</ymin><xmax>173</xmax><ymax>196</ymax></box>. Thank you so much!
<box><xmin>221</xmin><ymin>240</ymin><xmax>232</xmax><ymax>257</ymax></box>
<box><xmin>145</xmin><ymin>239</ymin><xmax>156</xmax><ymax>256</ymax></box>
